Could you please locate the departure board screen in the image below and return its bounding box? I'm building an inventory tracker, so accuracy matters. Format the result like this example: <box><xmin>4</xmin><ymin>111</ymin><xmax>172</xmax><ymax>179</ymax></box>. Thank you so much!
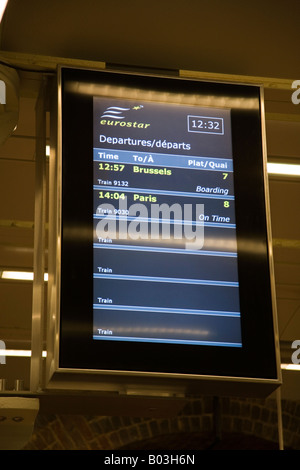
<box><xmin>93</xmin><ymin>98</ymin><xmax>242</xmax><ymax>347</ymax></box>
<box><xmin>57</xmin><ymin>67</ymin><xmax>279</xmax><ymax>383</ymax></box>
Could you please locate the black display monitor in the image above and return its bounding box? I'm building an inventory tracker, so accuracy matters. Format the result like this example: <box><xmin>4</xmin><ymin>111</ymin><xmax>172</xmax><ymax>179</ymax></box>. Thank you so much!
<box><xmin>47</xmin><ymin>66</ymin><xmax>281</xmax><ymax>395</ymax></box>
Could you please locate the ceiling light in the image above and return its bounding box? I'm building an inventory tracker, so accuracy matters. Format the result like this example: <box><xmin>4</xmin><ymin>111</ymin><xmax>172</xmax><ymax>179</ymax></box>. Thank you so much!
<box><xmin>0</xmin><ymin>0</ymin><xmax>8</xmax><ymax>23</ymax></box>
<box><xmin>281</xmin><ymin>363</ymin><xmax>300</xmax><ymax>371</ymax></box>
<box><xmin>0</xmin><ymin>270</ymin><xmax>48</xmax><ymax>281</ymax></box>
<box><xmin>267</xmin><ymin>162</ymin><xmax>300</xmax><ymax>176</ymax></box>
<box><xmin>0</xmin><ymin>349</ymin><xmax>31</xmax><ymax>357</ymax></box>
<box><xmin>0</xmin><ymin>349</ymin><xmax>47</xmax><ymax>358</ymax></box>
<box><xmin>1</xmin><ymin>270</ymin><xmax>34</xmax><ymax>281</ymax></box>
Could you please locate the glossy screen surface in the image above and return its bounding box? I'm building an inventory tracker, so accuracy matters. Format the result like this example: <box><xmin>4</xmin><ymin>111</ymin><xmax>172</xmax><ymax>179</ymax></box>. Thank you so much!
<box><xmin>93</xmin><ymin>97</ymin><xmax>242</xmax><ymax>348</ymax></box>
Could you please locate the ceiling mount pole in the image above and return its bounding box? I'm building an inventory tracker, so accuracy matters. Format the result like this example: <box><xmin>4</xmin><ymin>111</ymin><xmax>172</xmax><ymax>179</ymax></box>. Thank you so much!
<box><xmin>276</xmin><ymin>387</ymin><xmax>284</xmax><ymax>450</ymax></box>
<box><xmin>30</xmin><ymin>78</ymin><xmax>47</xmax><ymax>392</ymax></box>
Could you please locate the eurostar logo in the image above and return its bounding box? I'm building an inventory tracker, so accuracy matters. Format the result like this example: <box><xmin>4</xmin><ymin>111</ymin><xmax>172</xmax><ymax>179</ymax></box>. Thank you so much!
<box><xmin>100</xmin><ymin>105</ymin><xmax>144</xmax><ymax>119</ymax></box>
<box><xmin>100</xmin><ymin>104</ymin><xmax>150</xmax><ymax>129</ymax></box>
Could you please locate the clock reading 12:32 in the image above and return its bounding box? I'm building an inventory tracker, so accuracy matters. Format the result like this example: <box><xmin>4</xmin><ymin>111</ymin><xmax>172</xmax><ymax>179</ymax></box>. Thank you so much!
<box><xmin>187</xmin><ymin>115</ymin><xmax>224</xmax><ymax>135</ymax></box>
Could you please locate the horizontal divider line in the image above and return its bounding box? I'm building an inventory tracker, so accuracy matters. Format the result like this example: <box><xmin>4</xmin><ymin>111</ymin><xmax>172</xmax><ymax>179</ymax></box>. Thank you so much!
<box><xmin>93</xmin><ymin>214</ymin><xmax>236</xmax><ymax>229</ymax></box>
<box><xmin>93</xmin><ymin>243</ymin><xmax>238</xmax><ymax>257</ymax></box>
<box><xmin>93</xmin><ymin>303</ymin><xmax>240</xmax><ymax>317</ymax></box>
<box><xmin>93</xmin><ymin>273</ymin><xmax>239</xmax><ymax>287</ymax></box>
<box><xmin>93</xmin><ymin>335</ymin><xmax>242</xmax><ymax>347</ymax></box>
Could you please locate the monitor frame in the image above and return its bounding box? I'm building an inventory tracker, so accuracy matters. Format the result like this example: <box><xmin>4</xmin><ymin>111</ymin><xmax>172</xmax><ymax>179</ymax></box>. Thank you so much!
<box><xmin>44</xmin><ymin>66</ymin><xmax>281</xmax><ymax>398</ymax></box>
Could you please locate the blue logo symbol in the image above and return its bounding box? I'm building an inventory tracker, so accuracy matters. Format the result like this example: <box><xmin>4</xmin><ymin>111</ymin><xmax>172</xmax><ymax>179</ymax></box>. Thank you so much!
<box><xmin>101</xmin><ymin>106</ymin><xmax>131</xmax><ymax>119</ymax></box>
<box><xmin>101</xmin><ymin>105</ymin><xmax>144</xmax><ymax>119</ymax></box>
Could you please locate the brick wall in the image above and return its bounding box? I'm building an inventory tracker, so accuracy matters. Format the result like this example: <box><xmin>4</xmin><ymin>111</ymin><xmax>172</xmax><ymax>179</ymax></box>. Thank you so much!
<box><xmin>23</xmin><ymin>397</ymin><xmax>300</xmax><ymax>450</ymax></box>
